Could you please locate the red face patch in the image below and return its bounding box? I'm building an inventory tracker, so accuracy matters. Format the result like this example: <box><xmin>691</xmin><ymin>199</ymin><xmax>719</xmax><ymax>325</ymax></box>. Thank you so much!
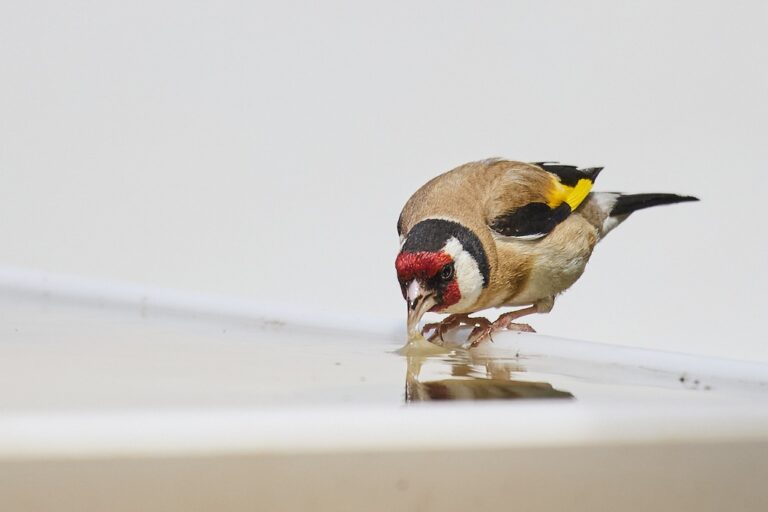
<box><xmin>437</xmin><ymin>280</ymin><xmax>461</xmax><ymax>311</ymax></box>
<box><xmin>395</xmin><ymin>251</ymin><xmax>461</xmax><ymax>310</ymax></box>
<box><xmin>395</xmin><ymin>251</ymin><xmax>452</xmax><ymax>282</ymax></box>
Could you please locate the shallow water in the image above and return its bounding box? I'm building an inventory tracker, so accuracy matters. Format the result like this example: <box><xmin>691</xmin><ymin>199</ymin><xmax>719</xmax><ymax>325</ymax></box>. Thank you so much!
<box><xmin>1</xmin><ymin>291</ymin><xmax>767</xmax><ymax>413</ymax></box>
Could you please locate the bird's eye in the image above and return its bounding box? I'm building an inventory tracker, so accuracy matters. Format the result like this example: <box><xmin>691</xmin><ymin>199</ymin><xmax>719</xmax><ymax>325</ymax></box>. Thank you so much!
<box><xmin>440</xmin><ymin>263</ymin><xmax>454</xmax><ymax>281</ymax></box>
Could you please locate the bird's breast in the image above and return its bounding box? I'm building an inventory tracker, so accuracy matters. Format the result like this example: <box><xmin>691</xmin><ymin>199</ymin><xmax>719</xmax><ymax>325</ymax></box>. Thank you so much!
<box><xmin>490</xmin><ymin>215</ymin><xmax>599</xmax><ymax>308</ymax></box>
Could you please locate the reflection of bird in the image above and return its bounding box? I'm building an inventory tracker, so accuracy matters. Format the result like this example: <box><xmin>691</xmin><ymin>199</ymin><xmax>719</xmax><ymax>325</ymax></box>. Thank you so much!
<box><xmin>395</xmin><ymin>159</ymin><xmax>698</xmax><ymax>346</ymax></box>
<box><xmin>407</xmin><ymin>377</ymin><xmax>574</xmax><ymax>401</ymax></box>
<box><xmin>403</xmin><ymin>352</ymin><xmax>572</xmax><ymax>402</ymax></box>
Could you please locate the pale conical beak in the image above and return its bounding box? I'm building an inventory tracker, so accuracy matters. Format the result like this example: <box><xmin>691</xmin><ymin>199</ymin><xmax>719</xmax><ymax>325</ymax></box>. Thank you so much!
<box><xmin>406</xmin><ymin>280</ymin><xmax>437</xmax><ymax>335</ymax></box>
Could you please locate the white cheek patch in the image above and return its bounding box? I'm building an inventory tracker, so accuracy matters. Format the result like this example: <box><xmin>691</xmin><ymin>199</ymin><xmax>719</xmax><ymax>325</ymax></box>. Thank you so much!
<box><xmin>442</xmin><ymin>237</ymin><xmax>483</xmax><ymax>311</ymax></box>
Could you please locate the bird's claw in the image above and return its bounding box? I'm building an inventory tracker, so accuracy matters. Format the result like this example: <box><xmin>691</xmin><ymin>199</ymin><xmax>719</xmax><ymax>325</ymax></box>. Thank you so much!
<box><xmin>468</xmin><ymin>320</ymin><xmax>536</xmax><ymax>348</ymax></box>
<box><xmin>421</xmin><ymin>321</ymin><xmax>446</xmax><ymax>345</ymax></box>
<box><xmin>422</xmin><ymin>314</ymin><xmax>492</xmax><ymax>345</ymax></box>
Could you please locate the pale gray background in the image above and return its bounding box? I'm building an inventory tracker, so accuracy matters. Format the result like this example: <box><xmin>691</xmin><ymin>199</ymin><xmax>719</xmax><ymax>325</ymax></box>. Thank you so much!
<box><xmin>1</xmin><ymin>1</ymin><xmax>766</xmax><ymax>360</ymax></box>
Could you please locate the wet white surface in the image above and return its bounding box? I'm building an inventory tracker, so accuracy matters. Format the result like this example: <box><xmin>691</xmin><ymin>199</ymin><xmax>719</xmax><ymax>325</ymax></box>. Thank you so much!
<box><xmin>1</xmin><ymin>269</ymin><xmax>768</xmax><ymax>456</ymax></box>
<box><xmin>2</xmin><ymin>283</ymin><xmax>768</xmax><ymax>415</ymax></box>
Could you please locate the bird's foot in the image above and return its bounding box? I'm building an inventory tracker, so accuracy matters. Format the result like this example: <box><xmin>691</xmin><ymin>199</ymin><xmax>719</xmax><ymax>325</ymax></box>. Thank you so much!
<box><xmin>468</xmin><ymin>307</ymin><xmax>538</xmax><ymax>348</ymax></box>
<box><xmin>468</xmin><ymin>322</ymin><xmax>536</xmax><ymax>347</ymax></box>
<box><xmin>422</xmin><ymin>314</ymin><xmax>492</xmax><ymax>345</ymax></box>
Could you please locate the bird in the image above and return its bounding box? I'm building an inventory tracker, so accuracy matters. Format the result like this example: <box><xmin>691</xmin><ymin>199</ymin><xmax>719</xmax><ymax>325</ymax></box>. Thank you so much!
<box><xmin>394</xmin><ymin>159</ymin><xmax>698</xmax><ymax>347</ymax></box>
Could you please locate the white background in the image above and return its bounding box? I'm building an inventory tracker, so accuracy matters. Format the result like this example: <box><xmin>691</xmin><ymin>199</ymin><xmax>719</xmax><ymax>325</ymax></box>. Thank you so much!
<box><xmin>1</xmin><ymin>1</ymin><xmax>766</xmax><ymax>360</ymax></box>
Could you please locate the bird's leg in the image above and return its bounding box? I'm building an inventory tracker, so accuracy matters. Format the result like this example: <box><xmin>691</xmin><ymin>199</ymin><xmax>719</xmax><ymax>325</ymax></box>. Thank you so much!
<box><xmin>469</xmin><ymin>305</ymin><xmax>538</xmax><ymax>348</ymax></box>
<box><xmin>423</xmin><ymin>314</ymin><xmax>492</xmax><ymax>344</ymax></box>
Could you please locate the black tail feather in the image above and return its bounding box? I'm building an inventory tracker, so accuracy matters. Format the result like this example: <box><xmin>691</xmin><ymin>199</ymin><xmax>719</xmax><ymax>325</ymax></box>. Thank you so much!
<box><xmin>610</xmin><ymin>193</ymin><xmax>699</xmax><ymax>217</ymax></box>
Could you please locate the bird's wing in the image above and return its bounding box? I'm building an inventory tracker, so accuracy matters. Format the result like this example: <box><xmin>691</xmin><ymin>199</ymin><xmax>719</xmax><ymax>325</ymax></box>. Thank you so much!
<box><xmin>487</xmin><ymin>162</ymin><xmax>603</xmax><ymax>240</ymax></box>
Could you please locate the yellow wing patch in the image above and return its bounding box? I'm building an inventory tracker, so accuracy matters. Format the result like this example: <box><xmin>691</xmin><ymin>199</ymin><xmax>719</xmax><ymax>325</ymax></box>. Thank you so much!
<box><xmin>546</xmin><ymin>177</ymin><xmax>594</xmax><ymax>211</ymax></box>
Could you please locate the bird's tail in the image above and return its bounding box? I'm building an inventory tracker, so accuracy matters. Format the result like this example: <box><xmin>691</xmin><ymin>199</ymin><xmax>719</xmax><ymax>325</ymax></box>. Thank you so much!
<box><xmin>587</xmin><ymin>191</ymin><xmax>699</xmax><ymax>238</ymax></box>
<box><xmin>610</xmin><ymin>193</ymin><xmax>699</xmax><ymax>217</ymax></box>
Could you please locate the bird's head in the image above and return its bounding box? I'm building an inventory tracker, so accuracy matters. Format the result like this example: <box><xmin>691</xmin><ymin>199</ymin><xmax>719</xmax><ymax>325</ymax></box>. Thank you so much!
<box><xmin>395</xmin><ymin>219</ymin><xmax>490</xmax><ymax>333</ymax></box>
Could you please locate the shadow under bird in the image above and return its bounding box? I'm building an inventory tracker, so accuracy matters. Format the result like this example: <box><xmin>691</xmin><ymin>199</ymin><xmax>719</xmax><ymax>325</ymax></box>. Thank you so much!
<box><xmin>395</xmin><ymin>159</ymin><xmax>698</xmax><ymax>346</ymax></box>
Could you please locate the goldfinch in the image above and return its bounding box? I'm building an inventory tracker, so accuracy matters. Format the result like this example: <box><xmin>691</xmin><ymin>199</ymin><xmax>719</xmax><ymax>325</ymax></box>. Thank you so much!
<box><xmin>395</xmin><ymin>159</ymin><xmax>698</xmax><ymax>346</ymax></box>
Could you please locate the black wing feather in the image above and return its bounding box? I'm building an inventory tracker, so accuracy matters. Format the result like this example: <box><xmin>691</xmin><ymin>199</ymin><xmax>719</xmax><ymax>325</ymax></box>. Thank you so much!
<box><xmin>489</xmin><ymin>162</ymin><xmax>602</xmax><ymax>239</ymax></box>
<box><xmin>533</xmin><ymin>162</ymin><xmax>603</xmax><ymax>186</ymax></box>
<box><xmin>490</xmin><ymin>202</ymin><xmax>572</xmax><ymax>239</ymax></box>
